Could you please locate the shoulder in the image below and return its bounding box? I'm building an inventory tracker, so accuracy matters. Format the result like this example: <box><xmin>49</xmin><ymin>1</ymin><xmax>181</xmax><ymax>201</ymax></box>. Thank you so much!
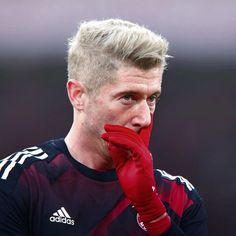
<box><xmin>154</xmin><ymin>169</ymin><xmax>208</xmax><ymax>233</ymax></box>
<box><xmin>0</xmin><ymin>139</ymin><xmax>65</xmax><ymax>190</ymax></box>
<box><xmin>154</xmin><ymin>169</ymin><xmax>195</xmax><ymax>193</ymax></box>
<box><xmin>154</xmin><ymin>169</ymin><xmax>204</xmax><ymax>216</ymax></box>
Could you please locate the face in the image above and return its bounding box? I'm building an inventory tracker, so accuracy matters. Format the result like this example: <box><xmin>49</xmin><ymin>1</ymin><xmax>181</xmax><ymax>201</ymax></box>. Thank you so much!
<box><xmin>82</xmin><ymin>65</ymin><xmax>163</xmax><ymax>150</ymax></box>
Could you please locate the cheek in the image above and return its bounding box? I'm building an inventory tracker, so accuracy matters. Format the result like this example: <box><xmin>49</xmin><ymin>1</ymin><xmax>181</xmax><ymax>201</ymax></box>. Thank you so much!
<box><xmin>106</xmin><ymin>110</ymin><xmax>133</xmax><ymax>126</ymax></box>
<box><xmin>89</xmin><ymin>98</ymin><xmax>130</xmax><ymax>126</ymax></box>
<box><xmin>87</xmin><ymin>105</ymin><xmax>113</xmax><ymax>130</ymax></box>
<box><xmin>102</xmin><ymin>109</ymin><xmax>118</xmax><ymax>125</ymax></box>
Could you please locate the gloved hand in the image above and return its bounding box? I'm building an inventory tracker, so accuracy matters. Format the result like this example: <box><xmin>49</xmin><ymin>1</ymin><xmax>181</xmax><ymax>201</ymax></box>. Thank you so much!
<box><xmin>101</xmin><ymin>117</ymin><xmax>171</xmax><ymax>235</ymax></box>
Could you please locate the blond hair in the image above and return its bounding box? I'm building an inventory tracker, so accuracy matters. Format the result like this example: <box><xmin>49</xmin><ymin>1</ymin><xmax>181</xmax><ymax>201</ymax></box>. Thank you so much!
<box><xmin>67</xmin><ymin>19</ymin><xmax>169</xmax><ymax>94</ymax></box>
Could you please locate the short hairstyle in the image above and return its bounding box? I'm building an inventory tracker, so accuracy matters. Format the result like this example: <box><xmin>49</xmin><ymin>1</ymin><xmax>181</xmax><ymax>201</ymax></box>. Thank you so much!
<box><xmin>67</xmin><ymin>19</ymin><xmax>169</xmax><ymax>94</ymax></box>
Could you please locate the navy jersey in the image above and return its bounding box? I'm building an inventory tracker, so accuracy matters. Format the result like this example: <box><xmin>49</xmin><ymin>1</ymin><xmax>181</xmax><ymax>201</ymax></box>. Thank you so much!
<box><xmin>0</xmin><ymin>139</ymin><xmax>207</xmax><ymax>236</ymax></box>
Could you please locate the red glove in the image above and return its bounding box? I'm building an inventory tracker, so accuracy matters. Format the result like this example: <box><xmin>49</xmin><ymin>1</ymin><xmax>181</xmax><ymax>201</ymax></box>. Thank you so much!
<box><xmin>101</xmin><ymin>117</ymin><xmax>171</xmax><ymax>235</ymax></box>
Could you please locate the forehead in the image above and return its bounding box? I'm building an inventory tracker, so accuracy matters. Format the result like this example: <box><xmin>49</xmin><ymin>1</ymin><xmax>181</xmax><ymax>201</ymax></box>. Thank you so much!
<box><xmin>112</xmin><ymin>66</ymin><xmax>163</xmax><ymax>94</ymax></box>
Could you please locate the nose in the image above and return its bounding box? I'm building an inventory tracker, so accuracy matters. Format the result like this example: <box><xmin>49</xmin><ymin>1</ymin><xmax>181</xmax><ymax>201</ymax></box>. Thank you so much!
<box><xmin>131</xmin><ymin>100</ymin><xmax>151</xmax><ymax>129</ymax></box>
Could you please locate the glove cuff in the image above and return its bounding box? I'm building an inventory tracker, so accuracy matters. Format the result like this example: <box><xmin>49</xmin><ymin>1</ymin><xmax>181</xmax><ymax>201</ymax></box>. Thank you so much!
<box><xmin>137</xmin><ymin>193</ymin><xmax>167</xmax><ymax>223</ymax></box>
<box><xmin>144</xmin><ymin>213</ymin><xmax>171</xmax><ymax>236</ymax></box>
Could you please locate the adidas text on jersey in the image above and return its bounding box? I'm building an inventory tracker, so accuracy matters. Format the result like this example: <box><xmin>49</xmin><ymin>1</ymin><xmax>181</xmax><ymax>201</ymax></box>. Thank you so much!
<box><xmin>49</xmin><ymin>207</ymin><xmax>75</xmax><ymax>226</ymax></box>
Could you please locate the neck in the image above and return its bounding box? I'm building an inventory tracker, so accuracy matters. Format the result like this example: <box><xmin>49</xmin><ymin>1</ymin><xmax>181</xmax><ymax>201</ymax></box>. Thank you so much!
<box><xmin>65</xmin><ymin>123</ymin><xmax>114</xmax><ymax>171</ymax></box>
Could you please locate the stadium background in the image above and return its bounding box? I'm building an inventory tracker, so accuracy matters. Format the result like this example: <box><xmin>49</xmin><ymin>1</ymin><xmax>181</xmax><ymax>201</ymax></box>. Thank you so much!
<box><xmin>0</xmin><ymin>1</ymin><xmax>235</xmax><ymax>235</ymax></box>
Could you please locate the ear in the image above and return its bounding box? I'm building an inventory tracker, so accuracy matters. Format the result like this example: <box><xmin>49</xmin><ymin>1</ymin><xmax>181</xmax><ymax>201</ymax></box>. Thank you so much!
<box><xmin>67</xmin><ymin>79</ymin><xmax>87</xmax><ymax>110</ymax></box>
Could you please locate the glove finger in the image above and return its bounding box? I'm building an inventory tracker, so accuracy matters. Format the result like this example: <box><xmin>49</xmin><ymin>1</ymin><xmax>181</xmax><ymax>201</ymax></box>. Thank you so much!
<box><xmin>139</xmin><ymin>113</ymin><xmax>153</xmax><ymax>147</ymax></box>
<box><xmin>108</xmin><ymin>143</ymin><xmax>130</xmax><ymax>170</ymax></box>
<box><xmin>101</xmin><ymin>133</ymin><xmax>131</xmax><ymax>167</ymax></box>
<box><xmin>104</xmin><ymin>124</ymin><xmax>141</xmax><ymax>140</ymax></box>
<box><xmin>103</xmin><ymin>125</ymin><xmax>143</xmax><ymax>145</ymax></box>
<box><xmin>102</xmin><ymin>132</ymin><xmax>142</xmax><ymax>155</ymax></box>
<box><xmin>102</xmin><ymin>131</ymin><xmax>141</xmax><ymax>147</ymax></box>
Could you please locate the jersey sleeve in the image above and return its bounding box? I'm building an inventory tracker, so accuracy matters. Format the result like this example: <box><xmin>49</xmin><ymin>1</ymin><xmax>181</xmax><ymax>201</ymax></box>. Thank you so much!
<box><xmin>0</xmin><ymin>177</ymin><xmax>29</xmax><ymax>235</ymax></box>
<box><xmin>0</xmin><ymin>149</ymin><xmax>34</xmax><ymax>236</ymax></box>
<box><xmin>154</xmin><ymin>169</ymin><xmax>208</xmax><ymax>236</ymax></box>
<box><xmin>0</xmin><ymin>141</ymin><xmax>62</xmax><ymax>236</ymax></box>
<box><xmin>178</xmin><ymin>196</ymin><xmax>208</xmax><ymax>236</ymax></box>
<box><xmin>162</xmin><ymin>198</ymin><xmax>208</xmax><ymax>236</ymax></box>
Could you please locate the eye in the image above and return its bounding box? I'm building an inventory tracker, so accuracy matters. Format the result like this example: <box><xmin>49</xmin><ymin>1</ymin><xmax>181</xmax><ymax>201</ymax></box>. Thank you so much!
<box><xmin>121</xmin><ymin>94</ymin><xmax>134</xmax><ymax>104</ymax></box>
<box><xmin>147</xmin><ymin>95</ymin><xmax>160</xmax><ymax>105</ymax></box>
<box><xmin>122</xmin><ymin>95</ymin><xmax>132</xmax><ymax>101</ymax></box>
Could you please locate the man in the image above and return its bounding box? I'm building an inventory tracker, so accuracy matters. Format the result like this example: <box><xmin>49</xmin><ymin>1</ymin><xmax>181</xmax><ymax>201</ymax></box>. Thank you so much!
<box><xmin>0</xmin><ymin>19</ymin><xmax>207</xmax><ymax>235</ymax></box>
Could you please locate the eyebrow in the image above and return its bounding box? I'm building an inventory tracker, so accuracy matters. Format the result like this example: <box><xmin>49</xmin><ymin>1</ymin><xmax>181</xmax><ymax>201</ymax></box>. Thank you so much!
<box><xmin>114</xmin><ymin>89</ymin><xmax>161</xmax><ymax>98</ymax></box>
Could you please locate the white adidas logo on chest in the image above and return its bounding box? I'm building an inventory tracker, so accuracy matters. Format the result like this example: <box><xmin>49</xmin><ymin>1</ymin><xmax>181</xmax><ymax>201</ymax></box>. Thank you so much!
<box><xmin>49</xmin><ymin>207</ymin><xmax>75</xmax><ymax>225</ymax></box>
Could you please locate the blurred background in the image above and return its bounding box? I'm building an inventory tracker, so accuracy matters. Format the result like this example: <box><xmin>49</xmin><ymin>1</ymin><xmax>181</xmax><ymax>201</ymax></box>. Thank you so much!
<box><xmin>0</xmin><ymin>1</ymin><xmax>235</xmax><ymax>235</ymax></box>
